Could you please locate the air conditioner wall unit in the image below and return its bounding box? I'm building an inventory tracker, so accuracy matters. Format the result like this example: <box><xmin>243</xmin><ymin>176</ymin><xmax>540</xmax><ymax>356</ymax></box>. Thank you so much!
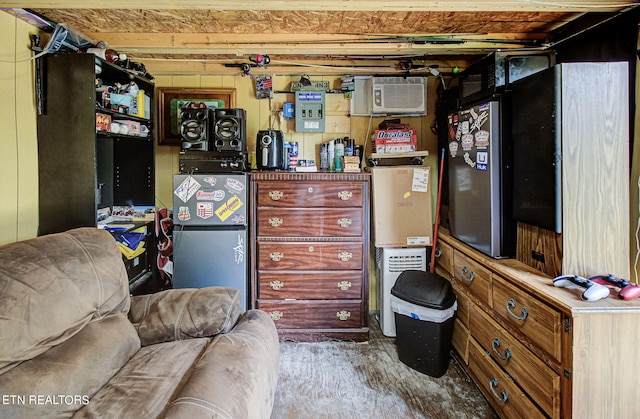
<box><xmin>350</xmin><ymin>76</ymin><xmax>427</xmax><ymax>116</ymax></box>
<box><xmin>372</xmin><ymin>76</ymin><xmax>427</xmax><ymax>115</ymax></box>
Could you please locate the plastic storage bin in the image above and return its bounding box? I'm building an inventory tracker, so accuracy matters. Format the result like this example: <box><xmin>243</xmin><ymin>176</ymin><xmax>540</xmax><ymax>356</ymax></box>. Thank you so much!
<box><xmin>391</xmin><ymin>270</ymin><xmax>457</xmax><ymax>377</ymax></box>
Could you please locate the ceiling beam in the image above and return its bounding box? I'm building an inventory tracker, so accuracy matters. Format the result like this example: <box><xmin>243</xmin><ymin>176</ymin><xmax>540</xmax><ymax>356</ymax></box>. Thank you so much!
<box><xmin>86</xmin><ymin>32</ymin><xmax>538</xmax><ymax>58</ymax></box>
<box><xmin>6</xmin><ymin>0</ymin><xmax>637</xmax><ymax>12</ymax></box>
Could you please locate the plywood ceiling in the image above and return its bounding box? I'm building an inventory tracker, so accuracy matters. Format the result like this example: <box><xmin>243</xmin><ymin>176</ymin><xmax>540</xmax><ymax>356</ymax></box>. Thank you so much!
<box><xmin>14</xmin><ymin>1</ymin><xmax>640</xmax><ymax>75</ymax></box>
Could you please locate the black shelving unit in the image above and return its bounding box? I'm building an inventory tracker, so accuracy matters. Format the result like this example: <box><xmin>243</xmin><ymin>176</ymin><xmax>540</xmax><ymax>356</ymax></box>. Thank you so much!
<box><xmin>37</xmin><ymin>52</ymin><xmax>159</xmax><ymax>294</ymax></box>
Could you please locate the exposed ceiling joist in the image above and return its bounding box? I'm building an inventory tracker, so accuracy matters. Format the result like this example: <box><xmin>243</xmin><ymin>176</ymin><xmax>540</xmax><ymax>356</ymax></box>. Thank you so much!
<box><xmin>5</xmin><ymin>0</ymin><xmax>637</xmax><ymax>12</ymax></box>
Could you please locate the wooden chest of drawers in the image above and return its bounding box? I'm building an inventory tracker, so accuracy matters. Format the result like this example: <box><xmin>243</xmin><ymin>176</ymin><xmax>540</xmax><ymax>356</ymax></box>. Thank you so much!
<box><xmin>250</xmin><ymin>172</ymin><xmax>370</xmax><ymax>341</ymax></box>
<box><xmin>435</xmin><ymin>228</ymin><xmax>640</xmax><ymax>419</ymax></box>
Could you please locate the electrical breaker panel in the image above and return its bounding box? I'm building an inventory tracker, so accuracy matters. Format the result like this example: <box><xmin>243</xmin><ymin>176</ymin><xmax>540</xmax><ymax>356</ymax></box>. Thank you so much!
<box><xmin>295</xmin><ymin>91</ymin><xmax>325</xmax><ymax>132</ymax></box>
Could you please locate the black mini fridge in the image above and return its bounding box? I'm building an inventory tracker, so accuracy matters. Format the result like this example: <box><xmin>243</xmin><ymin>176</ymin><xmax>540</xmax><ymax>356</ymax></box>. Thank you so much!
<box><xmin>172</xmin><ymin>173</ymin><xmax>249</xmax><ymax>310</ymax></box>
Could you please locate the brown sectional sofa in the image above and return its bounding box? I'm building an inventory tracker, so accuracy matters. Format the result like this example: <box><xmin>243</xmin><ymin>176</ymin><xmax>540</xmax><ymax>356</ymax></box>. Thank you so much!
<box><xmin>0</xmin><ymin>228</ymin><xmax>279</xmax><ymax>418</ymax></box>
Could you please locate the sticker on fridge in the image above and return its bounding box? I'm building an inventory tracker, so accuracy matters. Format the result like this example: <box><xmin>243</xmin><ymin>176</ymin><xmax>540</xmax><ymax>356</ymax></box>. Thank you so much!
<box><xmin>174</xmin><ymin>176</ymin><xmax>202</xmax><ymax>203</ymax></box>
<box><xmin>476</xmin><ymin>151</ymin><xmax>489</xmax><ymax>171</ymax></box>
<box><xmin>215</xmin><ymin>195</ymin><xmax>244</xmax><ymax>222</ymax></box>
<box><xmin>196</xmin><ymin>202</ymin><xmax>214</xmax><ymax>219</ymax></box>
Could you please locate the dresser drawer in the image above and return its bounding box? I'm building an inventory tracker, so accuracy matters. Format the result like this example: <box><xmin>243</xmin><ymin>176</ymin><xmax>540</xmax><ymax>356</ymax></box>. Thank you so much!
<box><xmin>450</xmin><ymin>281</ymin><xmax>470</xmax><ymax>328</ymax></box>
<box><xmin>470</xmin><ymin>306</ymin><xmax>560</xmax><ymax>417</ymax></box>
<box><xmin>452</xmin><ymin>318</ymin><xmax>470</xmax><ymax>364</ymax></box>
<box><xmin>256</xmin><ymin>181</ymin><xmax>364</xmax><ymax>208</ymax></box>
<box><xmin>257</xmin><ymin>242</ymin><xmax>363</xmax><ymax>270</ymax></box>
<box><xmin>257</xmin><ymin>300</ymin><xmax>363</xmax><ymax>329</ymax></box>
<box><xmin>491</xmin><ymin>276</ymin><xmax>562</xmax><ymax>362</ymax></box>
<box><xmin>258</xmin><ymin>271</ymin><xmax>362</xmax><ymax>299</ymax></box>
<box><xmin>453</xmin><ymin>251</ymin><xmax>491</xmax><ymax>306</ymax></box>
<box><xmin>468</xmin><ymin>339</ymin><xmax>546</xmax><ymax>419</ymax></box>
<box><xmin>257</xmin><ymin>208</ymin><xmax>363</xmax><ymax>237</ymax></box>
<box><xmin>435</xmin><ymin>239</ymin><xmax>454</xmax><ymax>277</ymax></box>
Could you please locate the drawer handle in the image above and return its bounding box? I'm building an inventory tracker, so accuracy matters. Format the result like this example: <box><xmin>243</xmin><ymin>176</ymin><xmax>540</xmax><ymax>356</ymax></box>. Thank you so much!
<box><xmin>307</xmin><ymin>187</ymin><xmax>314</xmax><ymax>193</ymax></box>
<box><xmin>269</xmin><ymin>280</ymin><xmax>284</xmax><ymax>290</ymax></box>
<box><xmin>489</xmin><ymin>378</ymin><xmax>508</xmax><ymax>403</ymax></box>
<box><xmin>491</xmin><ymin>338</ymin><xmax>512</xmax><ymax>362</ymax></box>
<box><xmin>269</xmin><ymin>252</ymin><xmax>284</xmax><ymax>262</ymax></box>
<box><xmin>269</xmin><ymin>217</ymin><xmax>283</xmax><ymax>227</ymax></box>
<box><xmin>338</xmin><ymin>251</ymin><xmax>353</xmax><ymax>262</ymax></box>
<box><xmin>461</xmin><ymin>266</ymin><xmax>475</xmax><ymax>282</ymax></box>
<box><xmin>338</xmin><ymin>191</ymin><xmax>353</xmax><ymax>200</ymax></box>
<box><xmin>434</xmin><ymin>248</ymin><xmax>442</xmax><ymax>258</ymax></box>
<box><xmin>337</xmin><ymin>281</ymin><xmax>352</xmax><ymax>291</ymax></box>
<box><xmin>268</xmin><ymin>190</ymin><xmax>283</xmax><ymax>200</ymax></box>
<box><xmin>337</xmin><ymin>310</ymin><xmax>351</xmax><ymax>321</ymax></box>
<box><xmin>269</xmin><ymin>311</ymin><xmax>283</xmax><ymax>321</ymax></box>
<box><xmin>506</xmin><ymin>298</ymin><xmax>529</xmax><ymax>322</ymax></box>
<box><xmin>337</xmin><ymin>218</ymin><xmax>352</xmax><ymax>228</ymax></box>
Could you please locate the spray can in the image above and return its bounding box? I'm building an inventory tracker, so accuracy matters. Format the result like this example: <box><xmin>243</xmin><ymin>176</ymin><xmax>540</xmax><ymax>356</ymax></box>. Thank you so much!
<box><xmin>345</xmin><ymin>138</ymin><xmax>355</xmax><ymax>156</ymax></box>
<box><xmin>328</xmin><ymin>140</ymin><xmax>335</xmax><ymax>172</ymax></box>
<box><xmin>320</xmin><ymin>143</ymin><xmax>329</xmax><ymax>170</ymax></box>
<box><xmin>334</xmin><ymin>139</ymin><xmax>344</xmax><ymax>172</ymax></box>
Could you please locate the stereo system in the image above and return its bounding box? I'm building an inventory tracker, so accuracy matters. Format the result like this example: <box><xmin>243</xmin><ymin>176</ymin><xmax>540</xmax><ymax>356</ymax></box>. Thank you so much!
<box><xmin>179</xmin><ymin>107</ymin><xmax>247</xmax><ymax>173</ymax></box>
<box><xmin>180</xmin><ymin>108</ymin><xmax>212</xmax><ymax>151</ymax></box>
<box><xmin>213</xmin><ymin>108</ymin><xmax>246</xmax><ymax>152</ymax></box>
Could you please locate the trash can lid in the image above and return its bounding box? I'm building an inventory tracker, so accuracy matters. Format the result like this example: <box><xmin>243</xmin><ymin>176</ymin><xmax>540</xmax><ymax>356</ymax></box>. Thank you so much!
<box><xmin>390</xmin><ymin>270</ymin><xmax>456</xmax><ymax>310</ymax></box>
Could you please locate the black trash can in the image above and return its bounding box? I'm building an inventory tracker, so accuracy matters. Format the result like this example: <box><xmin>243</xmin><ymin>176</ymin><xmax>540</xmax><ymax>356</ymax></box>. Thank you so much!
<box><xmin>390</xmin><ymin>270</ymin><xmax>457</xmax><ymax>378</ymax></box>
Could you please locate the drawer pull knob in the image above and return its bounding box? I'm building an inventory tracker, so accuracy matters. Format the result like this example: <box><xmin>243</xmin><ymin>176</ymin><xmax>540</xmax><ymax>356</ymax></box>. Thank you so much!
<box><xmin>269</xmin><ymin>311</ymin><xmax>283</xmax><ymax>321</ymax></box>
<box><xmin>337</xmin><ymin>218</ymin><xmax>352</xmax><ymax>228</ymax></box>
<box><xmin>337</xmin><ymin>281</ymin><xmax>352</xmax><ymax>291</ymax></box>
<box><xmin>434</xmin><ymin>248</ymin><xmax>442</xmax><ymax>258</ymax></box>
<box><xmin>268</xmin><ymin>190</ymin><xmax>283</xmax><ymax>200</ymax></box>
<box><xmin>338</xmin><ymin>251</ymin><xmax>353</xmax><ymax>262</ymax></box>
<box><xmin>461</xmin><ymin>266</ymin><xmax>475</xmax><ymax>282</ymax></box>
<box><xmin>338</xmin><ymin>191</ymin><xmax>353</xmax><ymax>200</ymax></box>
<box><xmin>506</xmin><ymin>298</ymin><xmax>529</xmax><ymax>322</ymax></box>
<box><xmin>491</xmin><ymin>338</ymin><xmax>512</xmax><ymax>362</ymax></box>
<box><xmin>269</xmin><ymin>217</ymin><xmax>283</xmax><ymax>227</ymax></box>
<box><xmin>269</xmin><ymin>252</ymin><xmax>284</xmax><ymax>262</ymax></box>
<box><xmin>308</xmin><ymin>187</ymin><xmax>314</xmax><ymax>193</ymax></box>
<box><xmin>269</xmin><ymin>280</ymin><xmax>284</xmax><ymax>290</ymax></box>
<box><xmin>337</xmin><ymin>310</ymin><xmax>351</xmax><ymax>321</ymax></box>
<box><xmin>489</xmin><ymin>378</ymin><xmax>508</xmax><ymax>403</ymax></box>
<box><xmin>308</xmin><ymin>246</ymin><xmax>314</xmax><ymax>252</ymax></box>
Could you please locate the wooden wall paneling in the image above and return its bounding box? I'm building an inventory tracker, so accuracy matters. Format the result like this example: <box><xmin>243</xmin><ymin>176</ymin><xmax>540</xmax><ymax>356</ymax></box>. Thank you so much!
<box><xmin>561</xmin><ymin>62</ymin><xmax>629</xmax><ymax>279</ymax></box>
<box><xmin>0</xmin><ymin>12</ymin><xmax>19</xmax><ymax>245</ymax></box>
<box><xmin>571</xmin><ymin>311</ymin><xmax>640</xmax><ymax>418</ymax></box>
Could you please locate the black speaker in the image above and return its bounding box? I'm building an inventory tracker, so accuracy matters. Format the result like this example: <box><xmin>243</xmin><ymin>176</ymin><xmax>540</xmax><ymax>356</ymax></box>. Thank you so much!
<box><xmin>213</xmin><ymin>108</ymin><xmax>246</xmax><ymax>152</ymax></box>
<box><xmin>180</xmin><ymin>108</ymin><xmax>212</xmax><ymax>151</ymax></box>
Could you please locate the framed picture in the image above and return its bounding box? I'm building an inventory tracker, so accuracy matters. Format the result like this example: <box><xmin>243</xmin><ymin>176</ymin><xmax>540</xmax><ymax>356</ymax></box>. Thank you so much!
<box><xmin>156</xmin><ymin>88</ymin><xmax>236</xmax><ymax>145</ymax></box>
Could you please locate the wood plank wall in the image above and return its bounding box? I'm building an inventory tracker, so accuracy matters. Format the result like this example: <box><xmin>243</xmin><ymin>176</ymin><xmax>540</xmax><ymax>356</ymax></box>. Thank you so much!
<box><xmin>0</xmin><ymin>13</ymin><xmax>39</xmax><ymax>245</ymax></box>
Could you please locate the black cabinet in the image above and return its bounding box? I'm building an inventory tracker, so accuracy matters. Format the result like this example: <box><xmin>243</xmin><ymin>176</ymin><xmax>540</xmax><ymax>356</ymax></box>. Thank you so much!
<box><xmin>37</xmin><ymin>53</ymin><xmax>159</xmax><ymax>293</ymax></box>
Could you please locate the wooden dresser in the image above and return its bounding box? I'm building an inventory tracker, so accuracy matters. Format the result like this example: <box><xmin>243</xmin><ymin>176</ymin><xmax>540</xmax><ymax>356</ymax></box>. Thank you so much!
<box><xmin>436</xmin><ymin>228</ymin><xmax>640</xmax><ymax>419</ymax></box>
<box><xmin>249</xmin><ymin>172</ymin><xmax>370</xmax><ymax>341</ymax></box>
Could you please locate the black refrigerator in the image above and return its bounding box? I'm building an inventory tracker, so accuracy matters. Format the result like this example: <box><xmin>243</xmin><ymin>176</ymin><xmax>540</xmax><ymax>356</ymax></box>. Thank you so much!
<box><xmin>446</xmin><ymin>98</ymin><xmax>516</xmax><ymax>258</ymax></box>
<box><xmin>172</xmin><ymin>173</ymin><xmax>249</xmax><ymax>310</ymax></box>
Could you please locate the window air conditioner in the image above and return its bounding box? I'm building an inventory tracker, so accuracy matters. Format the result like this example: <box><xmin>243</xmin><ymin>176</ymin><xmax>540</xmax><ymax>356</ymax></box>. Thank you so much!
<box><xmin>350</xmin><ymin>76</ymin><xmax>427</xmax><ymax>116</ymax></box>
<box><xmin>372</xmin><ymin>77</ymin><xmax>427</xmax><ymax>115</ymax></box>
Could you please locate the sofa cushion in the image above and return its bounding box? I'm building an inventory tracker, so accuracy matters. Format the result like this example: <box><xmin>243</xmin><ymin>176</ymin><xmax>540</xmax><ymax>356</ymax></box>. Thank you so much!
<box><xmin>0</xmin><ymin>228</ymin><xmax>130</xmax><ymax>374</ymax></box>
<box><xmin>0</xmin><ymin>314</ymin><xmax>140</xmax><ymax>418</ymax></box>
<box><xmin>72</xmin><ymin>338</ymin><xmax>210</xmax><ymax>419</ymax></box>
<box><xmin>129</xmin><ymin>287</ymin><xmax>242</xmax><ymax>347</ymax></box>
<box><xmin>164</xmin><ymin>310</ymin><xmax>280</xmax><ymax>419</ymax></box>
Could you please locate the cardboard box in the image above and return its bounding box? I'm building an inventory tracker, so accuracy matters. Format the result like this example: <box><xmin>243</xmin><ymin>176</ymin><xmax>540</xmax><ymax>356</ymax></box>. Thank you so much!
<box><xmin>371</xmin><ymin>166</ymin><xmax>433</xmax><ymax>247</ymax></box>
<box><xmin>374</xmin><ymin>129</ymin><xmax>417</xmax><ymax>153</ymax></box>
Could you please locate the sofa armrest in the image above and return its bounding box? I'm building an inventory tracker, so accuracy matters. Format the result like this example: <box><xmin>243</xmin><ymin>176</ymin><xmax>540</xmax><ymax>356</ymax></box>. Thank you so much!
<box><xmin>129</xmin><ymin>287</ymin><xmax>242</xmax><ymax>346</ymax></box>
